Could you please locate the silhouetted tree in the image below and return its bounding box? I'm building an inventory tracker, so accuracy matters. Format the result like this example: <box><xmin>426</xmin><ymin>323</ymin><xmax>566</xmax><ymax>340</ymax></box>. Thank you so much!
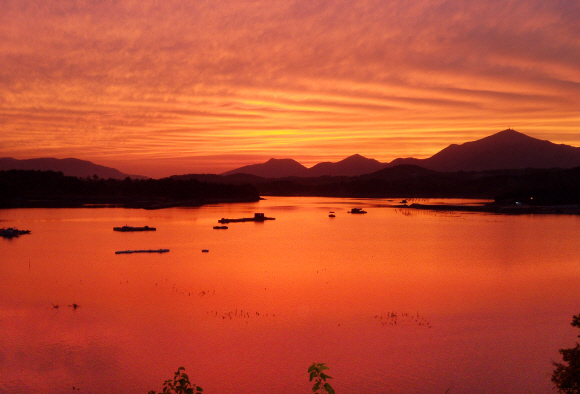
<box><xmin>553</xmin><ymin>314</ymin><xmax>580</xmax><ymax>393</ymax></box>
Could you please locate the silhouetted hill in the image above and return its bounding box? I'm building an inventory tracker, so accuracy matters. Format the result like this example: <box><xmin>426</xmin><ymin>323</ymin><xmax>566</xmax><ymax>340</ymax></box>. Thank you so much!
<box><xmin>308</xmin><ymin>154</ymin><xmax>387</xmax><ymax>177</ymax></box>
<box><xmin>389</xmin><ymin>129</ymin><xmax>580</xmax><ymax>171</ymax></box>
<box><xmin>245</xmin><ymin>165</ymin><xmax>580</xmax><ymax>206</ymax></box>
<box><xmin>171</xmin><ymin>173</ymin><xmax>266</xmax><ymax>184</ymax></box>
<box><xmin>222</xmin><ymin>154</ymin><xmax>387</xmax><ymax>178</ymax></box>
<box><xmin>221</xmin><ymin>158</ymin><xmax>309</xmax><ymax>178</ymax></box>
<box><xmin>361</xmin><ymin>164</ymin><xmax>440</xmax><ymax>181</ymax></box>
<box><xmin>0</xmin><ymin>157</ymin><xmax>147</xmax><ymax>179</ymax></box>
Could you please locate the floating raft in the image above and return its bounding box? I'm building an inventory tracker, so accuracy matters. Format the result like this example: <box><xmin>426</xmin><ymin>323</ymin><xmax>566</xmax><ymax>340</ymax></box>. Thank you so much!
<box><xmin>113</xmin><ymin>225</ymin><xmax>156</xmax><ymax>232</ymax></box>
<box><xmin>218</xmin><ymin>213</ymin><xmax>275</xmax><ymax>224</ymax></box>
<box><xmin>1</xmin><ymin>228</ymin><xmax>31</xmax><ymax>238</ymax></box>
<box><xmin>348</xmin><ymin>208</ymin><xmax>367</xmax><ymax>214</ymax></box>
<box><xmin>115</xmin><ymin>249</ymin><xmax>169</xmax><ymax>254</ymax></box>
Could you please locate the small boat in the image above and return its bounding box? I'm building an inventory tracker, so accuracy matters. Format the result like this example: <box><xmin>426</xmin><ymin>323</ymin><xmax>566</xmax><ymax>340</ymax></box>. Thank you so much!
<box><xmin>202</xmin><ymin>249</ymin><xmax>209</xmax><ymax>253</ymax></box>
<box><xmin>329</xmin><ymin>212</ymin><xmax>335</xmax><ymax>218</ymax></box>
<box><xmin>213</xmin><ymin>226</ymin><xmax>228</xmax><ymax>230</ymax></box>
<box><xmin>348</xmin><ymin>208</ymin><xmax>367</xmax><ymax>214</ymax></box>
<box><xmin>113</xmin><ymin>225</ymin><xmax>156</xmax><ymax>232</ymax></box>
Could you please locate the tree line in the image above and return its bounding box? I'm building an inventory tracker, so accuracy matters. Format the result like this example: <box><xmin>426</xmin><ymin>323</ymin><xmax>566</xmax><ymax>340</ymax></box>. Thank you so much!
<box><xmin>0</xmin><ymin>170</ymin><xmax>260</xmax><ymax>209</ymax></box>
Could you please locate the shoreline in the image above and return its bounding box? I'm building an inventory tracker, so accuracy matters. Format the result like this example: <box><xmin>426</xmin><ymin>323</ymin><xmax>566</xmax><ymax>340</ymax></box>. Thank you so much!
<box><xmin>3</xmin><ymin>195</ymin><xmax>580</xmax><ymax>214</ymax></box>
<box><xmin>0</xmin><ymin>196</ymin><xmax>261</xmax><ymax>210</ymax></box>
<box><xmin>407</xmin><ymin>203</ymin><xmax>580</xmax><ymax>215</ymax></box>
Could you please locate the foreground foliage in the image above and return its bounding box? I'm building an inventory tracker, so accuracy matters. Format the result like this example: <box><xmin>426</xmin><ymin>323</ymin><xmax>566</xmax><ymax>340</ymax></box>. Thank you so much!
<box><xmin>149</xmin><ymin>367</ymin><xmax>203</xmax><ymax>394</ymax></box>
<box><xmin>308</xmin><ymin>362</ymin><xmax>335</xmax><ymax>394</ymax></box>
<box><xmin>150</xmin><ymin>363</ymin><xmax>336</xmax><ymax>394</ymax></box>
<box><xmin>553</xmin><ymin>314</ymin><xmax>580</xmax><ymax>394</ymax></box>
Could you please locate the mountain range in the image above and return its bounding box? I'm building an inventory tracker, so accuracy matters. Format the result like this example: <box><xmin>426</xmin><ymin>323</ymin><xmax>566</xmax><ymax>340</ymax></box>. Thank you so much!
<box><xmin>222</xmin><ymin>129</ymin><xmax>580</xmax><ymax>178</ymax></box>
<box><xmin>0</xmin><ymin>157</ymin><xmax>147</xmax><ymax>180</ymax></box>
<box><xmin>2</xmin><ymin>129</ymin><xmax>580</xmax><ymax>180</ymax></box>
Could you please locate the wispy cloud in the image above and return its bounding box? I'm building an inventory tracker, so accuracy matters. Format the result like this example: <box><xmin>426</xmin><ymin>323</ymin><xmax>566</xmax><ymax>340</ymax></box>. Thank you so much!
<box><xmin>1</xmin><ymin>0</ymin><xmax>579</xmax><ymax>177</ymax></box>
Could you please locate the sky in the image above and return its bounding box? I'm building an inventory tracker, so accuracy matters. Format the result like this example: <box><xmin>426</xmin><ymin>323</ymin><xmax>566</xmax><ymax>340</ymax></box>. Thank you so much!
<box><xmin>1</xmin><ymin>0</ymin><xmax>579</xmax><ymax>178</ymax></box>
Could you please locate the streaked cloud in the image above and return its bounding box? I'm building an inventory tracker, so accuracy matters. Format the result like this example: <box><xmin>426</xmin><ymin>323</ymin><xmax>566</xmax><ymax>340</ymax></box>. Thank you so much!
<box><xmin>1</xmin><ymin>0</ymin><xmax>579</xmax><ymax>177</ymax></box>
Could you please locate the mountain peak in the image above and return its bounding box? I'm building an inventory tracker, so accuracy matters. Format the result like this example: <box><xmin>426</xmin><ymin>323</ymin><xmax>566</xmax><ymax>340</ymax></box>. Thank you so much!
<box><xmin>341</xmin><ymin>154</ymin><xmax>377</xmax><ymax>163</ymax></box>
<box><xmin>415</xmin><ymin>129</ymin><xmax>580</xmax><ymax>171</ymax></box>
<box><xmin>221</xmin><ymin>158</ymin><xmax>308</xmax><ymax>178</ymax></box>
<box><xmin>483</xmin><ymin>128</ymin><xmax>537</xmax><ymax>144</ymax></box>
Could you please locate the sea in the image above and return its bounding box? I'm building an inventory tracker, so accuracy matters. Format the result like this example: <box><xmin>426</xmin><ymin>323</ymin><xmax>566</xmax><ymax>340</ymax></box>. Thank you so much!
<box><xmin>1</xmin><ymin>197</ymin><xmax>579</xmax><ymax>393</ymax></box>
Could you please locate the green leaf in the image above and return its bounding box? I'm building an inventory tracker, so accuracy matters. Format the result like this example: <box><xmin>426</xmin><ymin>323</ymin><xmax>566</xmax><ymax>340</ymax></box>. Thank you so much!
<box><xmin>319</xmin><ymin>365</ymin><xmax>329</xmax><ymax>371</ymax></box>
<box><xmin>308</xmin><ymin>364</ymin><xmax>317</xmax><ymax>373</ymax></box>
<box><xmin>320</xmin><ymin>373</ymin><xmax>332</xmax><ymax>380</ymax></box>
<box><xmin>312</xmin><ymin>382</ymin><xmax>320</xmax><ymax>392</ymax></box>
<box><xmin>324</xmin><ymin>382</ymin><xmax>335</xmax><ymax>394</ymax></box>
<box><xmin>196</xmin><ymin>387</ymin><xmax>203</xmax><ymax>392</ymax></box>
<box><xmin>309</xmin><ymin>371</ymin><xmax>317</xmax><ymax>381</ymax></box>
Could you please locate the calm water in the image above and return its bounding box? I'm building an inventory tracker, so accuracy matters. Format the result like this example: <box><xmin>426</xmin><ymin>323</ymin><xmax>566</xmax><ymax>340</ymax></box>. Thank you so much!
<box><xmin>1</xmin><ymin>197</ymin><xmax>579</xmax><ymax>393</ymax></box>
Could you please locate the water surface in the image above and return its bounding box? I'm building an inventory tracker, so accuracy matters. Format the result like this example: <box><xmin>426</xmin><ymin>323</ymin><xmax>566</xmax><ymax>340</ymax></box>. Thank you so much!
<box><xmin>1</xmin><ymin>197</ymin><xmax>579</xmax><ymax>393</ymax></box>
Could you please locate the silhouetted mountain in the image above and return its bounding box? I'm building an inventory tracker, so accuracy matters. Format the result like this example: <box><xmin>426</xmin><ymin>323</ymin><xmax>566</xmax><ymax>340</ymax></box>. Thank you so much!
<box><xmin>222</xmin><ymin>154</ymin><xmax>387</xmax><ymax>178</ymax></box>
<box><xmin>222</xmin><ymin>129</ymin><xmax>580</xmax><ymax>178</ymax></box>
<box><xmin>308</xmin><ymin>154</ymin><xmax>387</xmax><ymax>177</ymax></box>
<box><xmin>221</xmin><ymin>158</ymin><xmax>309</xmax><ymax>178</ymax></box>
<box><xmin>0</xmin><ymin>157</ymin><xmax>147</xmax><ymax>179</ymax></box>
<box><xmin>389</xmin><ymin>129</ymin><xmax>580</xmax><ymax>171</ymax></box>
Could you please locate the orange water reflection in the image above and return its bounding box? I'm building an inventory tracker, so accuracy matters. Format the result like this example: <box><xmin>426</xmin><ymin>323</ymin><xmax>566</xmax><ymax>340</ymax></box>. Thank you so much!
<box><xmin>1</xmin><ymin>198</ymin><xmax>579</xmax><ymax>393</ymax></box>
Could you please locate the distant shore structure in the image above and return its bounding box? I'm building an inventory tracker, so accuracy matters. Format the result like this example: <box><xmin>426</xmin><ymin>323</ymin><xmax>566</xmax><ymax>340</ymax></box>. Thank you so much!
<box><xmin>218</xmin><ymin>213</ymin><xmax>275</xmax><ymax>224</ymax></box>
<box><xmin>113</xmin><ymin>225</ymin><xmax>156</xmax><ymax>232</ymax></box>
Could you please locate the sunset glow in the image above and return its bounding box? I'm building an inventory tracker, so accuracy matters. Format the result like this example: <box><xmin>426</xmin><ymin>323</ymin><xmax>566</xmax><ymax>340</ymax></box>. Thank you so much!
<box><xmin>1</xmin><ymin>0</ymin><xmax>579</xmax><ymax>177</ymax></box>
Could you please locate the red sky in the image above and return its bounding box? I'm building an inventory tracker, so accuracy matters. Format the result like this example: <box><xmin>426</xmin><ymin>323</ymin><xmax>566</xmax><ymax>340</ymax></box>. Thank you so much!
<box><xmin>1</xmin><ymin>0</ymin><xmax>579</xmax><ymax>178</ymax></box>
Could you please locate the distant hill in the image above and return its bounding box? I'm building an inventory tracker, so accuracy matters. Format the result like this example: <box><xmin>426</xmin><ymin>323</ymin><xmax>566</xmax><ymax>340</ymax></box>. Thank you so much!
<box><xmin>0</xmin><ymin>157</ymin><xmax>147</xmax><ymax>180</ymax></box>
<box><xmin>170</xmin><ymin>173</ymin><xmax>266</xmax><ymax>184</ymax></box>
<box><xmin>221</xmin><ymin>158</ymin><xmax>310</xmax><ymax>178</ymax></box>
<box><xmin>222</xmin><ymin>129</ymin><xmax>580</xmax><ymax>178</ymax></box>
<box><xmin>360</xmin><ymin>164</ymin><xmax>441</xmax><ymax>181</ymax></box>
<box><xmin>389</xmin><ymin>129</ymin><xmax>580</xmax><ymax>171</ymax></box>
<box><xmin>308</xmin><ymin>154</ymin><xmax>387</xmax><ymax>177</ymax></box>
<box><xmin>223</xmin><ymin>154</ymin><xmax>387</xmax><ymax>178</ymax></box>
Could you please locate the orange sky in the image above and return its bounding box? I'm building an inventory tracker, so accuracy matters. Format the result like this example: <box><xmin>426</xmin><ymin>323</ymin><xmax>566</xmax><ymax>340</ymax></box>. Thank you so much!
<box><xmin>1</xmin><ymin>0</ymin><xmax>579</xmax><ymax>178</ymax></box>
